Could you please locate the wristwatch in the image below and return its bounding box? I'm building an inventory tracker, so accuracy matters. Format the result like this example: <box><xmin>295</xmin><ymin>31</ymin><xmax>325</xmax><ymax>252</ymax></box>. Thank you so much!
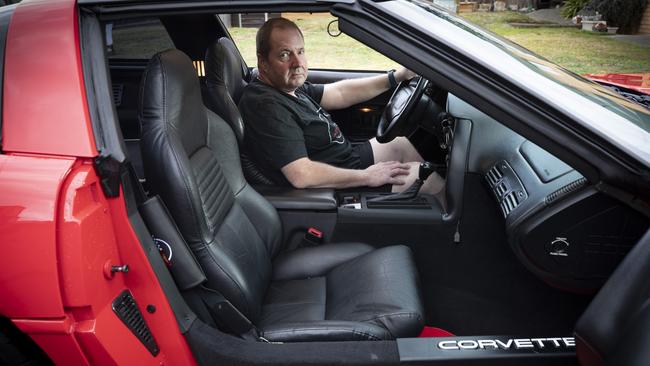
<box><xmin>387</xmin><ymin>69</ymin><xmax>397</xmax><ymax>88</ymax></box>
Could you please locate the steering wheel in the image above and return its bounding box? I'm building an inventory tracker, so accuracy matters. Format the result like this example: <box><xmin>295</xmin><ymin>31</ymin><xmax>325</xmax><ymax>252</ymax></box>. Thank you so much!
<box><xmin>376</xmin><ymin>76</ymin><xmax>428</xmax><ymax>143</ymax></box>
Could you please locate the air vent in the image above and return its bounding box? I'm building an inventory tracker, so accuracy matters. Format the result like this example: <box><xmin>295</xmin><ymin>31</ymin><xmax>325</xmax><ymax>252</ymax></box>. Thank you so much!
<box><xmin>495</xmin><ymin>182</ymin><xmax>507</xmax><ymax>197</ymax></box>
<box><xmin>112</xmin><ymin>84</ymin><xmax>124</xmax><ymax>107</ymax></box>
<box><xmin>486</xmin><ymin>165</ymin><xmax>503</xmax><ymax>186</ymax></box>
<box><xmin>545</xmin><ymin>177</ymin><xmax>587</xmax><ymax>204</ymax></box>
<box><xmin>501</xmin><ymin>191</ymin><xmax>519</xmax><ymax>217</ymax></box>
<box><xmin>112</xmin><ymin>290</ymin><xmax>159</xmax><ymax>356</ymax></box>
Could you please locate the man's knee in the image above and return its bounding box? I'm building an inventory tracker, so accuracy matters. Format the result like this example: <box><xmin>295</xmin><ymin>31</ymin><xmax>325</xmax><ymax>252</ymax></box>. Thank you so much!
<box><xmin>370</xmin><ymin>136</ymin><xmax>422</xmax><ymax>163</ymax></box>
<box><xmin>394</xmin><ymin>137</ymin><xmax>422</xmax><ymax>162</ymax></box>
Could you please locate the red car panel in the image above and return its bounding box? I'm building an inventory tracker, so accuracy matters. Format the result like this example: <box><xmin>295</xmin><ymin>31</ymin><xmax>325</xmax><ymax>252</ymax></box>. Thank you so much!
<box><xmin>586</xmin><ymin>73</ymin><xmax>650</xmax><ymax>95</ymax></box>
<box><xmin>2</xmin><ymin>0</ymin><xmax>97</xmax><ymax>157</ymax></box>
<box><xmin>0</xmin><ymin>154</ymin><xmax>73</xmax><ymax>318</ymax></box>
<box><xmin>0</xmin><ymin>0</ymin><xmax>198</xmax><ymax>363</ymax></box>
<box><xmin>2</xmin><ymin>155</ymin><xmax>197</xmax><ymax>365</ymax></box>
<box><xmin>13</xmin><ymin>316</ymin><xmax>92</xmax><ymax>365</ymax></box>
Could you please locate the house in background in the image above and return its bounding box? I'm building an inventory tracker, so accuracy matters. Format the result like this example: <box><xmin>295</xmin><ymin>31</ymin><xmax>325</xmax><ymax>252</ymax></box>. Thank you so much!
<box><xmin>640</xmin><ymin>3</ymin><xmax>650</xmax><ymax>34</ymax></box>
<box><xmin>221</xmin><ymin>13</ymin><xmax>281</xmax><ymax>28</ymax></box>
<box><xmin>432</xmin><ymin>0</ymin><xmax>561</xmax><ymax>13</ymax></box>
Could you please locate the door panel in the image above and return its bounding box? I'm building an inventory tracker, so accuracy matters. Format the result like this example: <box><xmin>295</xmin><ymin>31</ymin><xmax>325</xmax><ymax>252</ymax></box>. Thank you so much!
<box><xmin>307</xmin><ymin>69</ymin><xmax>393</xmax><ymax>142</ymax></box>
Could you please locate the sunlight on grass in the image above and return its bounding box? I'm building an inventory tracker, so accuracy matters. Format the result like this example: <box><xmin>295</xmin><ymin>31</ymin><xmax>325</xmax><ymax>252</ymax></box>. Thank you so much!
<box><xmin>462</xmin><ymin>11</ymin><xmax>650</xmax><ymax>74</ymax></box>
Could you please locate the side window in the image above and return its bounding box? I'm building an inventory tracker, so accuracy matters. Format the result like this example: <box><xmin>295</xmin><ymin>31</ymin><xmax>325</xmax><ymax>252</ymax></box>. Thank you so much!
<box><xmin>106</xmin><ymin>18</ymin><xmax>174</xmax><ymax>59</ymax></box>
<box><xmin>225</xmin><ymin>13</ymin><xmax>399</xmax><ymax>71</ymax></box>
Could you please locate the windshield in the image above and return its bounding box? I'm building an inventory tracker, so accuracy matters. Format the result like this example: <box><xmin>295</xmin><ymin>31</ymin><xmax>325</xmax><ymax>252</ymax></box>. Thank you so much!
<box><xmin>373</xmin><ymin>0</ymin><xmax>650</xmax><ymax>163</ymax></box>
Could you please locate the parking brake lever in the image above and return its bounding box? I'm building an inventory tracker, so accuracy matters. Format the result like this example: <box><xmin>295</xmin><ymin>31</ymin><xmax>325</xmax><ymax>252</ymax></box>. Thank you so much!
<box><xmin>368</xmin><ymin>162</ymin><xmax>437</xmax><ymax>202</ymax></box>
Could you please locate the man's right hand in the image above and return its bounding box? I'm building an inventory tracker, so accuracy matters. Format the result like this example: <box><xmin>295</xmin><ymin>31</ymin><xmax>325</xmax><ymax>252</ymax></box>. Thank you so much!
<box><xmin>364</xmin><ymin>161</ymin><xmax>410</xmax><ymax>187</ymax></box>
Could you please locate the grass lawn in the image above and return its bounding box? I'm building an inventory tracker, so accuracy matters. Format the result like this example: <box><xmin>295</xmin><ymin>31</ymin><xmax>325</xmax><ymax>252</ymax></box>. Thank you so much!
<box><xmin>228</xmin><ymin>11</ymin><xmax>650</xmax><ymax>74</ymax></box>
<box><xmin>462</xmin><ymin>11</ymin><xmax>650</xmax><ymax>74</ymax></box>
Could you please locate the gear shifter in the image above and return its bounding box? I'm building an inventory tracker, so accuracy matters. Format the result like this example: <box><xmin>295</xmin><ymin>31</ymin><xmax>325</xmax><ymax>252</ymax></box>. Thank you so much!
<box><xmin>368</xmin><ymin>162</ymin><xmax>437</xmax><ymax>202</ymax></box>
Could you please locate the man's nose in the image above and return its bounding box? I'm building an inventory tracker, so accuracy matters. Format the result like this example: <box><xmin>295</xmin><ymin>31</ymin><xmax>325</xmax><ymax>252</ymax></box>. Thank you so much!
<box><xmin>290</xmin><ymin>52</ymin><xmax>304</xmax><ymax>66</ymax></box>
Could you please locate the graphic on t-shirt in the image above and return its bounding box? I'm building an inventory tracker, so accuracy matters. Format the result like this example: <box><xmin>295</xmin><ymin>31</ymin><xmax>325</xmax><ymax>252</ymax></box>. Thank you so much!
<box><xmin>316</xmin><ymin>107</ymin><xmax>345</xmax><ymax>144</ymax></box>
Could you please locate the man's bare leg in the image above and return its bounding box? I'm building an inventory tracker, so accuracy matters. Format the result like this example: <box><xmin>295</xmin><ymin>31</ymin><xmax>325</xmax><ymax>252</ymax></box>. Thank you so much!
<box><xmin>369</xmin><ymin>137</ymin><xmax>423</xmax><ymax>163</ymax></box>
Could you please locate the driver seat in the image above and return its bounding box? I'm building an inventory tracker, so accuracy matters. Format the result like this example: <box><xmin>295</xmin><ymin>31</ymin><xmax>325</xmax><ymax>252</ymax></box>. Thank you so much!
<box><xmin>139</xmin><ymin>49</ymin><xmax>425</xmax><ymax>342</ymax></box>
<box><xmin>204</xmin><ymin>37</ymin><xmax>274</xmax><ymax>185</ymax></box>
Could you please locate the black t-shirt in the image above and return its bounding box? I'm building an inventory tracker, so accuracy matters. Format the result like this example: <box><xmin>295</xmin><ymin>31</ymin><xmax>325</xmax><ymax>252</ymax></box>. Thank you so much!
<box><xmin>239</xmin><ymin>79</ymin><xmax>362</xmax><ymax>184</ymax></box>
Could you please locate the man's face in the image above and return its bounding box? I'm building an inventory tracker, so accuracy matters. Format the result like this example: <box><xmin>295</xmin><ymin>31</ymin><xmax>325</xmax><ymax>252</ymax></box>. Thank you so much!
<box><xmin>259</xmin><ymin>27</ymin><xmax>307</xmax><ymax>94</ymax></box>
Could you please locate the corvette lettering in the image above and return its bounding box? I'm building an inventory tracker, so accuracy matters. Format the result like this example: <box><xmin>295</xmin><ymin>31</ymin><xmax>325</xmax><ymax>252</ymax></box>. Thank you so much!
<box><xmin>438</xmin><ymin>337</ymin><xmax>575</xmax><ymax>350</ymax></box>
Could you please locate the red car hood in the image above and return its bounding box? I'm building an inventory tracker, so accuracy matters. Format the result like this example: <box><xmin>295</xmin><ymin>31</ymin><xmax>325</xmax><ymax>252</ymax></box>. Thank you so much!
<box><xmin>585</xmin><ymin>73</ymin><xmax>650</xmax><ymax>95</ymax></box>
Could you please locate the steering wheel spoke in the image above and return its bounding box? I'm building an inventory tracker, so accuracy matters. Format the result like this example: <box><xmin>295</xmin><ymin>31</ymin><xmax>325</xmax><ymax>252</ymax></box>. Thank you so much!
<box><xmin>376</xmin><ymin>76</ymin><xmax>428</xmax><ymax>143</ymax></box>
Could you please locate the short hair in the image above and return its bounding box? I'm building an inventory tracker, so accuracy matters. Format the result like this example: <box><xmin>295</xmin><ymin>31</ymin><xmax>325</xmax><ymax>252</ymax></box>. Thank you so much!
<box><xmin>256</xmin><ymin>17</ymin><xmax>304</xmax><ymax>60</ymax></box>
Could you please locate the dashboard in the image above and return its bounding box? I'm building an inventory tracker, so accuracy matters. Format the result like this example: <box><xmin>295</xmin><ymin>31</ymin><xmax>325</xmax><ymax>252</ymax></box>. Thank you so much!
<box><xmin>447</xmin><ymin>94</ymin><xmax>648</xmax><ymax>291</ymax></box>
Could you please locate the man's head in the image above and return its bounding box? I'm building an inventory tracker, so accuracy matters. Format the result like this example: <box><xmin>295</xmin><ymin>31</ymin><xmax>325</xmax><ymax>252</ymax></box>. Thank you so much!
<box><xmin>256</xmin><ymin>18</ymin><xmax>307</xmax><ymax>94</ymax></box>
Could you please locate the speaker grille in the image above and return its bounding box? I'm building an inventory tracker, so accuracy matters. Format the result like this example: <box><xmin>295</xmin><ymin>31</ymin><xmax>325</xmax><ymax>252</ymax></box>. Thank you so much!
<box><xmin>546</xmin><ymin>177</ymin><xmax>587</xmax><ymax>204</ymax></box>
<box><xmin>112</xmin><ymin>290</ymin><xmax>160</xmax><ymax>356</ymax></box>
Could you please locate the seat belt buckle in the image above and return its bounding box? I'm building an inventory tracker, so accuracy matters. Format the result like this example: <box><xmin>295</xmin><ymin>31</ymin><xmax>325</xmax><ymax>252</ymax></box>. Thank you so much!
<box><xmin>304</xmin><ymin>227</ymin><xmax>324</xmax><ymax>245</ymax></box>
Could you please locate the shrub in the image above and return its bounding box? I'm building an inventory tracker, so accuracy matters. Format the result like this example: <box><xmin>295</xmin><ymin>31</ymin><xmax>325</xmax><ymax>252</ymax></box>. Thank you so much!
<box><xmin>561</xmin><ymin>0</ymin><xmax>591</xmax><ymax>18</ymax></box>
<box><xmin>587</xmin><ymin>0</ymin><xmax>648</xmax><ymax>34</ymax></box>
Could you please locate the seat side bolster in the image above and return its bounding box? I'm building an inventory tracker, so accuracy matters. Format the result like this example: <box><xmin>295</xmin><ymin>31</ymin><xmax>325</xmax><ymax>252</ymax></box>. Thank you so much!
<box><xmin>259</xmin><ymin>320</ymin><xmax>392</xmax><ymax>342</ymax></box>
<box><xmin>272</xmin><ymin>243</ymin><xmax>374</xmax><ymax>281</ymax></box>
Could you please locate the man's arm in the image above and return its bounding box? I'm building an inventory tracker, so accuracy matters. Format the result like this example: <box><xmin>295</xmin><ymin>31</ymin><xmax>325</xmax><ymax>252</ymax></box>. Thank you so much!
<box><xmin>281</xmin><ymin>157</ymin><xmax>410</xmax><ymax>189</ymax></box>
<box><xmin>320</xmin><ymin>67</ymin><xmax>416</xmax><ymax>110</ymax></box>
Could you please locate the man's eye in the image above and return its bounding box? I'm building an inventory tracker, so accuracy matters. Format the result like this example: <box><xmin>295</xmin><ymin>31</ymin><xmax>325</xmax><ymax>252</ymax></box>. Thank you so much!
<box><xmin>279</xmin><ymin>51</ymin><xmax>290</xmax><ymax>60</ymax></box>
<box><xmin>298</xmin><ymin>49</ymin><xmax>305</xmax><ymax>55</ymax></box>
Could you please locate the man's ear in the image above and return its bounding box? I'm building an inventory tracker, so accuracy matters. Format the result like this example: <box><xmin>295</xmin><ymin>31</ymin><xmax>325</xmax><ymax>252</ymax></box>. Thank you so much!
<box><xmin>257</xmin><ymin>53</ymin><xmax>268</xmax><ymax>72</ymax></box>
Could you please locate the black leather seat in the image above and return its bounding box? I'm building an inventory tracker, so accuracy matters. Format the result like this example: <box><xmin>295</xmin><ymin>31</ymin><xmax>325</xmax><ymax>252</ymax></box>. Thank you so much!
<box><xmin>139</xmin><ymin>49</ymin><xmax>424</xmax><ymax>342</ymax></box>
<box><xmin>204</xmin><ymin>37</ymin><xmax>273</xmax><ymax>185</ymax></box>
<box><xmin>574</xmin><ymin>228</ymin><xmax>650</xmax><ymax>365</ymax></box>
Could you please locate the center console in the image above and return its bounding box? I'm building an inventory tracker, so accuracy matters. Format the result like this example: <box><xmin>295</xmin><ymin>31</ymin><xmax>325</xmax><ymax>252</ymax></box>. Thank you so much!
<box><xmin>255</xmin><ymin>184</ymin><xmax>446</xmax><ymax>249</ymax></box>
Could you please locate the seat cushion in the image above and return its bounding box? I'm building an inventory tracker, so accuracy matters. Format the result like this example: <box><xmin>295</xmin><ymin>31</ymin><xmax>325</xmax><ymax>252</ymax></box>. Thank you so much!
<box><xmin>259</xmin><ymin>244</ymin><xmax>424</xmax><ymax>342</ymax></box>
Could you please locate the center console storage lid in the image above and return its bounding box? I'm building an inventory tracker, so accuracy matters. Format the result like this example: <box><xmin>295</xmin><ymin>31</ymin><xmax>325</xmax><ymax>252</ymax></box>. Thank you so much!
<box><xmin>255</xmin><ymin>186</ymin><xmax>337</xmax><ymax>211</ymax></box>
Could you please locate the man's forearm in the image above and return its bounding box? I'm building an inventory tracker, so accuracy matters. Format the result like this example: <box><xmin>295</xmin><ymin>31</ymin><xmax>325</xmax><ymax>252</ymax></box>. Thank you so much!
<box><xmin>281</xmin><ymin>158</ymin><xmax>369</xmax><ymax>189</ymax></box>
<box><xmin>320</xmin><ymin>68</ymin><xmax>415</xmax><ymax>111</ymax></box>
<box><xmin>321</xmin><ymin>74</ymin><xmax>390</xmax><ymax>110</ymax></box>
<box><xmin>281</xmin><ymin>158</ymin><xmax>410</xmax><ymax>189</ymax></box>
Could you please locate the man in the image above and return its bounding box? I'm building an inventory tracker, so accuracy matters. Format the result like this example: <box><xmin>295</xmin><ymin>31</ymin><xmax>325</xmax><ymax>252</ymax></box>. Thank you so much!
<box><xmin>239</xmin><ymin>17</ymin><xmax>443</xmax><ymax>194</ymax></box>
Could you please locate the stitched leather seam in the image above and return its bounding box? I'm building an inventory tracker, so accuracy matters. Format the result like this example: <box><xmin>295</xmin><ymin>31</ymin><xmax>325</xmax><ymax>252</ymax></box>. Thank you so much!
<box><xmin>362</xmin><ymin>312</ymin><xmax>422</xmax><ymax>323</ymax></box>
<box><xmin>263</xmin><ymin>301</ymin><xmax>324</xmax><ymax>307</ymax></box>
<box><xmin>157</xmin><ymin>53</ymin><xmax>205</xmax><ymax>242</ymax></box>
<box><xmin>363</xmin><ymin>312</ymin><xmax>422</xmax><ymax>338</ymax></box>
<box><xmin>205</xmin><ymin>236</ymin><xmax>252</xmax><ymax>318</ymax></box>
<box><xmin>262</xmin><ymin>328</ymin><xmax>382</xmax><ymax>341</ymax></box>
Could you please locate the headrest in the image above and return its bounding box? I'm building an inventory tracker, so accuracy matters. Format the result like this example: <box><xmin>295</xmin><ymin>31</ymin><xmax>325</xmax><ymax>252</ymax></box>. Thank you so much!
<box><xmin>205</xmin><ymin>37</ymin><xmax>249</xmax><ymax>103</ymax></box>
<box><xmin>139</xmin><ymin>49</ymin><xmax>208</xmax><ymax>155</ymax></box>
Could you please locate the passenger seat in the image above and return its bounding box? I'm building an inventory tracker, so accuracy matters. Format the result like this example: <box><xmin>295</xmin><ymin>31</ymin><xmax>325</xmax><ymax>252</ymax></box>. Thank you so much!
<box><xmin>138</xmin><ymin>49</ymin><xmax>425</xmax><ymax>342</ymax></box>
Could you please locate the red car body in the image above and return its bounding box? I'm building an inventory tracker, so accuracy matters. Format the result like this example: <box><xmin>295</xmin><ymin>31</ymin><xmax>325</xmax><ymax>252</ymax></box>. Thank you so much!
<box><xmin>585</xmin><ymin>73</ymin><xmax>650</xmax><ymax>95</ymax></box>
<box><xmin>0</xmin><ymin>0</ymin><xmax>196</xmax><ymax>364</ymax></box>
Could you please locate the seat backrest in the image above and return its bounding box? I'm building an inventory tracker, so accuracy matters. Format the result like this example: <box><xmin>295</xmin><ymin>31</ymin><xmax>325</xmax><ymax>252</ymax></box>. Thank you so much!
<box><xmin>204</xmin><ymin>37</ymin><xmax>276</xmax><ymax>185</ymax></box>
<box><xmin>574</xmin><ymin>228</ymin><xmax>650</xmax><ymax>366</ymax></box>
<box><xmin>139</xmin><ymin>49</ymin><xmax>282</xmax><ymax>322</ymax></box>
<box><xmin>204</xmin><ymin>37</ymin><xmax>248</xmax><ymax>143</ymax></box>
